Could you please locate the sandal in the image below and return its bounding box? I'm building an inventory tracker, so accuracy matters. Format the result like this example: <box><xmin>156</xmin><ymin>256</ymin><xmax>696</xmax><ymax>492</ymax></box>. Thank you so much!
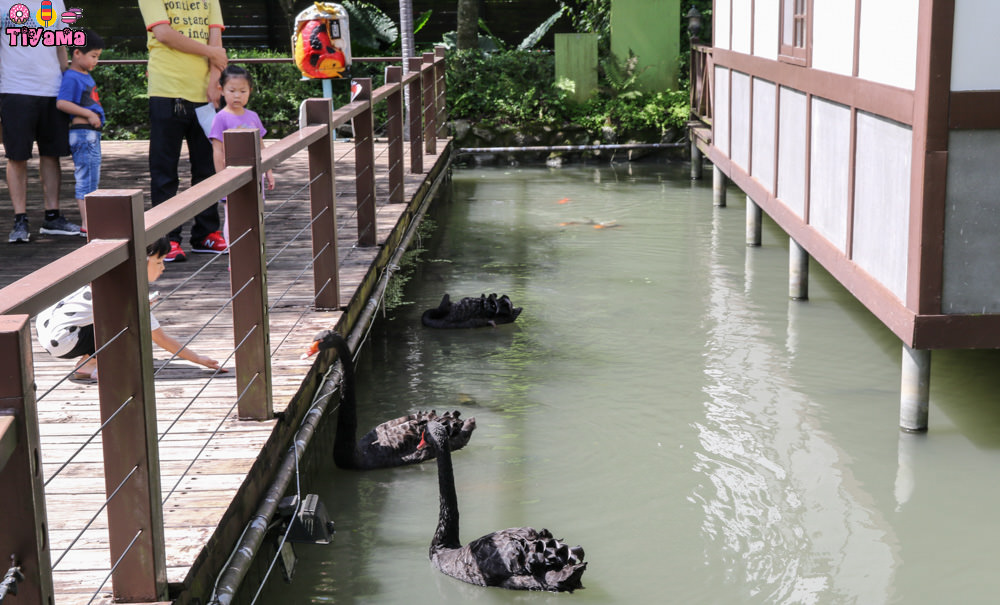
<box><xmin>69</xmin><ymin>369</ymin><xmax>98</xmax><ymax>384</ymax></box>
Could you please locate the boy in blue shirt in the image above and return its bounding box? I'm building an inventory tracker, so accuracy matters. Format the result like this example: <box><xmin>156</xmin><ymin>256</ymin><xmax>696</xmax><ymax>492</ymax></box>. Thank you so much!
<box><xmin>56</xmin><ymin>29</ymin><xmax>105</xmax><ymax>235</ymax></box>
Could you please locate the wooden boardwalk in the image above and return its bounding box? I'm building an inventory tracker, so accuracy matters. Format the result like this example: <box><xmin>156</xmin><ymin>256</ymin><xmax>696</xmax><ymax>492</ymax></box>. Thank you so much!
<box><xmin>0</xmin><ymin>137</ymin><xmax>450</xmax><ymax>604</ymax></box>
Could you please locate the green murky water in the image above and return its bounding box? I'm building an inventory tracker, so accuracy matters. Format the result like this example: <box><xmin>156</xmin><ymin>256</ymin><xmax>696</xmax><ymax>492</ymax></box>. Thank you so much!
<box><xmin>256</xmin><ymin>162</ymin><xmax>1000</xmax><ymax>604</ymax></box>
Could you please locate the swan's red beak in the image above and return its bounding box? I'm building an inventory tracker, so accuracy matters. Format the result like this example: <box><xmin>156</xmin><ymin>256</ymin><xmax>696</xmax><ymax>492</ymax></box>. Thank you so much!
<box><xmin>301</xmin><ymin>339</ymin><xmax>321</xmax><ymax>360</ymax></box>
<box><xmin>417</xmin><ymin>430</ymin><xmax>428</xmax><ymax>450</ymax></box>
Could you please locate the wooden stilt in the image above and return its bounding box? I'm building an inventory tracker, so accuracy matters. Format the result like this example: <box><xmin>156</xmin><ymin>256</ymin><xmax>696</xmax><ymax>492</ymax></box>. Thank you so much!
<box><xmin>900</xmin><ymin>344</ymin><xmax>930</xmax><ymax>432</ymax></box>
<box><xmin>713</xmin><ymin>165</ymin><xmax>727</xmax><ymax>207</ymax></box>
<box><xmin>789</xmin><ymin>238</ymin><xmax>809</xmax><ymax>300</ymax></box>
<box><xmin>746</xmin><ymin>197</ymin><xmax>762</xmax><ymax>246</ymax></box>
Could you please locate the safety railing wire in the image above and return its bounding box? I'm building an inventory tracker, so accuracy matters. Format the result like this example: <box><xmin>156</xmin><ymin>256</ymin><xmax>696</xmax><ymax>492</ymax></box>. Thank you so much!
<box><xmin>36</xmin><ymin>325</ymin><xmax>129</xmax><ymax>402</ymax></box>
<box><xmin>161</xmin><ymin>360</ymin><xmax>261</xmax><ymax>505</ymax></box>
<box><xmin>85</xmin><ymin>529</ymin><xmax>144</xmax><ymax>605</ymax></box>
<box><xmin>263</xmin><ymin>173</ymin><xmax>321</xmax><ymax>220</ymax></box>
<box><xmin>44</xmin><ymin>395</ymin><xmax>136</xmax><ymax>487</ymax></box>
<box><xmin>152</xmin><ymin>275</ymin><xmax>255</xmax><ymax>379</ymax></box>
<box><xmin>155</xmin><ymin>287</ymin><xmax>257</xmax><ymax>442</ymax></box>
<box><xmin>151</xmin><ymin>227</ymin><xmax>252</xmax><ymax>312</ymax></box>
<box><xmin>265</xmin><ymin>206</ymin><xmax>329</xmax><ymax>268</ymax></box>
<box><xmin>52</xmin><ymin>465</ymin><xmax>140</xmax><ymax>569</ymax></box>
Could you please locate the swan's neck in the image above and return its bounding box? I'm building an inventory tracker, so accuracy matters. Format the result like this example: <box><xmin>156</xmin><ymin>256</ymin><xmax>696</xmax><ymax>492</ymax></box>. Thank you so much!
<box><xmin>433</xmin><ymin>445</ymin><xmax>461</xmax><ymax>549</ymax></box>
<box><xmin>328</xmin><ymin>337</ymin><xmax>359</xmax><ymax>468</ymax></box>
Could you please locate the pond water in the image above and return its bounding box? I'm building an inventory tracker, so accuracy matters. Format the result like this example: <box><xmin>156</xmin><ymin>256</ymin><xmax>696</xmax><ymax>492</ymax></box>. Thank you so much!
<box><xmin>257</xmin><ymin>162</ymin><xmax>1000</xmax><ymax>604</ymax></box>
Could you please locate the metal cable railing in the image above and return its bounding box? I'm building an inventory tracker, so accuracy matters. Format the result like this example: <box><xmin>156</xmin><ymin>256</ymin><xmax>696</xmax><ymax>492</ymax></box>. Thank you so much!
<box><xmin>43</xmin><ymin>395</ymin><xmax>135</xmax><ymax>487</ymax></box>
<box><xmin>52</xmin><ymin>465</ymin><xmax>140</xmax><ymax>569</ymax></box>
<box><xmin>35</xmin><ymin>325</ymin><xmax>128</xmax><ymax>402</ymax></box>
<box><xmin>161</xmin><ymin>356</ymin><xmax>261</xmax><ymax>505</ymax></box>
<box><xmin>86</xmin><ymin>529</ymin><xmax>144</xmax><ymax>605</ymax></box>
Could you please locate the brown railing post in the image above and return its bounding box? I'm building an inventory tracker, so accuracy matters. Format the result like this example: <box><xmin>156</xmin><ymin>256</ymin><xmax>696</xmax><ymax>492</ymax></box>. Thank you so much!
<box><xmin>352</xmin><ymin>77</ymin><xmax>377</xmax><ymax>246</ymax></box>
<box><xmin>421</xmin><ymin>52</ymin><xmax>437</xmax><ymax>155</ymax></box>
<box><xmin>224</xmin><ymin>130</ymin><xmax>274</xmax><ymax>420</ymax></box>
<box><xmin>386</xmin><ymin>65</ymin><xmax>405</xmax><ymax>203</ymax></box>
<box><xmin>303</xmin><ymin>98</ymin><xmax>341</xmax><ymax>310</ymax></box>
<box><xmin>0</xmin><ymin>315</ymin><xmax>55</xmax><ymax>605</ymax></box>
<box><xmin>87</xmin><ymin>190</ymin><xmax>168</xmax><ymax>602</ymax></box>
<box><xmin>434</xmin><ymin>46</ymin><xmax>448</xmax><ymax>138</ymax></box>
<box><xmin>407</xmin><ymin>57</ymin><xmax>424</xmax><ymax>174</ymax></box>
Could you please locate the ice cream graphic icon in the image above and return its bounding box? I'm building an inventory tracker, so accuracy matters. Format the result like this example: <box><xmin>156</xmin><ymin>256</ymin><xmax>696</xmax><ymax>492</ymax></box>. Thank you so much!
<box><xmin>8</xmin><ymin>3</ymin><xmax>30</xmax><ymax>25</ymax></box>
<box><xmin>61</xmin><ymin>7</ymin><xmax>83</xmax><ymax>24</ymax></box>
<box><xmin>36</xmin><ymin>0</ymin><xmax>57</xmax><ymax>26</ymax></box>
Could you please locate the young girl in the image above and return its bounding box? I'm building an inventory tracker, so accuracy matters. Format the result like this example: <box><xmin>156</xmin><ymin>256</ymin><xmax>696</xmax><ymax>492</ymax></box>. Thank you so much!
<box><xmin>209</xmin><ymin>65</ymin><xmax>275</xmax><ymax>248</ymax></box>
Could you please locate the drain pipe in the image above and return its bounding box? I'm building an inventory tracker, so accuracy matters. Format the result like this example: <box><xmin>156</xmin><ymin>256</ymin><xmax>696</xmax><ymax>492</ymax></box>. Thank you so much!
<box><xmin>207</xmin><ymin>161</ymin><xmax>445</xmax><ymax>605</ymax></box>
<box><xmin>457</xmin><ymin>142</ymin><xmax>686</xmax><ymax>154</ymax></box>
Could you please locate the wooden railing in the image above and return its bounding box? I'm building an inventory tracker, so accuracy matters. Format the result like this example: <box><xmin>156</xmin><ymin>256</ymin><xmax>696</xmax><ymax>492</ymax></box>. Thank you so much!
<box><xmin>690</xmin><ymin>43</ymin><xmax>714</xmax><ymax>126</ymax></box>
<box><xmin>0</xmin><ymin>48</ymin><xmax>447</xmax><ymax>605</ymax></box>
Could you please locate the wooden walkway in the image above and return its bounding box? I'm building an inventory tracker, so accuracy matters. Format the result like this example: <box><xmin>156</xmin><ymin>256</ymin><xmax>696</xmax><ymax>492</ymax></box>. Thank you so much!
<box><xmin>0</xmin><ymin>137</ymin><xmax>450</xmax><ymax>604</ymax></box>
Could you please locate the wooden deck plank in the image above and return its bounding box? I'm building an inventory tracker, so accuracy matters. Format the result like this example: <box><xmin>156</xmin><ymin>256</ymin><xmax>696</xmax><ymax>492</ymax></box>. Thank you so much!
<box><xmin>1</xmin><ymin>137</ymin><xmax>449</xmax><ymax>604</ymax></box>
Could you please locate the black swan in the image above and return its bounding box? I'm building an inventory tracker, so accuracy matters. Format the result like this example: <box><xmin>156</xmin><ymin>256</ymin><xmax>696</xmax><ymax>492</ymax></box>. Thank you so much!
<box><xmin>421</xmin><ymin>293</ymin><xmax>522</xmax><ymax>329</ymax></box>
<box><xmin>418</xmin><ymin>420</ymin><xmax>587</xmax><ymax>591</ymax></box>
<box><xmin>306</xmin><ymin>330</ymin><xmax>476</xmax><ymax>470</ymax></box>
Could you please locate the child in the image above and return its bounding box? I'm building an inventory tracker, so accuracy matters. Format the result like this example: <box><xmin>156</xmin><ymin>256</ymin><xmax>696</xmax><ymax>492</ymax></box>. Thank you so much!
<box><xmin>55</xmin><ymin>29</ymin><xmax>105</xmax><ymax>235</ymax></box>
<box><xmin>35</xmin><ymin>237</ymin><xmax>225</xmax><ymax>383</ymax></box>
<box><xmin>209</xmin><ymin>65</ymin><xmax>275</xmax><ymax>248</ymax></box>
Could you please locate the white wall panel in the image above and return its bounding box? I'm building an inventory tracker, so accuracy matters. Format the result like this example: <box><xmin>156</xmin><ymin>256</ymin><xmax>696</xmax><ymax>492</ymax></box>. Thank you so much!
<box><xmin>751</xmin><ymin>80</ymin><xmax>776</xmax><ymax>192</ymax></box>
<box><xmin>858</xmin><ymin>0</ymin><xmax>917</xmax><ymax>90</ymax></box>
<box><xmin>731</xmin><ymin>72</ymin><xmax>751</xmax><ymax>168</ymax></box>
<box><xmin>951</xmin><ymin>0</ymin><xmax>1000</xmax><ymax>90</ymax></box>
<box><xmin>715</xmin><ymin>66</ymin><xmax>730</xmax><ymax>158</ymax></box>
<box><xmin>811</xmin><ymin>1</ymin><xmax>855</xmax><ymax>76</ymax></box>
<box><xmin>715</xmin><ymin>0</ymin><xmax>731</xmax><ymax>51</ymax></box>
<box><xmin>753</xmin><ymin>0</ymin><xmax>779</xmax><ymax>60</ymax></box>
<box><xmin>852</xmin><ymin>113</ymin><xmax>912</xmax><ymax>301</ymax></box>
<box><xmin>777</xmin><ymin>87</ymin><xmax>807</xmax><ymax>218</ymax></box>
<box><xmin>732</xmin><ymin>0</ymin><xmax>752</xmax><ymax>54</ymax></box>
<box><xmin>809</xmin><ymin>99</ymin><xmax>851</xmax><ymax>252</ymax></box>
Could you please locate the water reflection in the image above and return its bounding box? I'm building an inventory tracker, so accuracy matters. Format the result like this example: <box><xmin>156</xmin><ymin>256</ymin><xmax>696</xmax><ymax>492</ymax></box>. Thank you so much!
<box><xmin>691</xmin><ymin>199</ymin><xmax>897</xmax><ymax>603</ymax></box>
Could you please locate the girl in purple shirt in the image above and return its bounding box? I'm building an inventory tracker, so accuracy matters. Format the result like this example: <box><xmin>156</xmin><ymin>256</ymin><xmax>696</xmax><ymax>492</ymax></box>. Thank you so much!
<box><xmin>209</xmin><ymin>65</ymin><xmax>275</xmax><ymax>247</ymax></box>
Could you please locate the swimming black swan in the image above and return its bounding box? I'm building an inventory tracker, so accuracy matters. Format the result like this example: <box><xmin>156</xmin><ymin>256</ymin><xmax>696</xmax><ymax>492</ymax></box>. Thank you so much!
<box><xmin>306</xmin><ymin>330</ymin><xmax>477</xmax><ymax>470</ymax></box>
<box><xmin>418</xmin><ymin>420</ymin><xmax>587</xmax><ymax>591</ymax></box>
<box><xmin>421</xmin><ymin>293</ymin><xmax>522</xmax><ymax>329</ymax></box>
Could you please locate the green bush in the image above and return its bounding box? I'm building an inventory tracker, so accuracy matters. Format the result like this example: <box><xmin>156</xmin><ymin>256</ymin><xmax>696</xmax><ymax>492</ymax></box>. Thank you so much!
<box><xmin>94</xmin><ymin>49</ymin><xmax>388</xmax><ymax>140</ymax></box>
<box><xmin>446</xmin><ymin>49</ymin><xmax>689</xmax><ymax>141</ymax></box>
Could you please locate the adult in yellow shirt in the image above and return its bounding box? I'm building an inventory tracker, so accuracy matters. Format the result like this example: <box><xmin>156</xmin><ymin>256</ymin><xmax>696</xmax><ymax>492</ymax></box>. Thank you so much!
<box><xmin>139</xmin><ymin>0</ymin><xmax>229</xmax><ymax>262</ymax></box>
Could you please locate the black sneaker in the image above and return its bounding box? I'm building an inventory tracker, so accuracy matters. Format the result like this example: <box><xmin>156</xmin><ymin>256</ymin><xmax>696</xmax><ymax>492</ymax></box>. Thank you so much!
<box><xmin>40</xmin><ymin>215</ymin><xmax>82</xmax><ymax>236</ymax></box>
<box><xmin>8</xmin><ymin>216</ymin><xmax>29</xmax><ymax>243</ymax></box>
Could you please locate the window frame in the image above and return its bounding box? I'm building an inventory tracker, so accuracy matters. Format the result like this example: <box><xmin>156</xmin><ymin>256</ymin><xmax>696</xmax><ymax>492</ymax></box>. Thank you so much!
<box><xmin>779</xmin><ymin>0</ymin><xmax>812</xmax><ymax>66</ymax></box>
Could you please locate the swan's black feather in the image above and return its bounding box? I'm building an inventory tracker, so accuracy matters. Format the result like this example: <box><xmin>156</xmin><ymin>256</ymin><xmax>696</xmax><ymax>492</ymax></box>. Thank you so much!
<box><xmin>421</xmin><ymin>293</ymin><xmax>523</xmax><ymax>329</ymax></box>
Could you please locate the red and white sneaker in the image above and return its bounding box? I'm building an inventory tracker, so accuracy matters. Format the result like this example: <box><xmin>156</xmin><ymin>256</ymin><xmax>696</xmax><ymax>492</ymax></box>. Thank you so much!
<box><xmin>191</xmin><ymin>231</ymin><xmax>228</xmax><ymax>254</ymax></box>
<box><xmin>164</xmin><ymin>241</ymin><xmax>187</xmax><ymax>262</ymax></box>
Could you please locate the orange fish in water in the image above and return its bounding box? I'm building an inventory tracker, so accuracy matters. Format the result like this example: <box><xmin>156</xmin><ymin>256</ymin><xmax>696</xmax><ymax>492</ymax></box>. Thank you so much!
<box><xmin>557</xmin><ymin>197</ymin><xmax>571</xmax><ymax>204</ymax></box>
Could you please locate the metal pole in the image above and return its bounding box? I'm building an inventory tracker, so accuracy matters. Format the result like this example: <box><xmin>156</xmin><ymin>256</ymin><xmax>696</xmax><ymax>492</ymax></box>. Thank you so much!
<box><xmin>789</xmin><ymin>238</ymin><xmax>808</xmax><ymax>300</ymax></box>
<box><xmin>713</xmin><ymin>165</ymin><xmax>727</xmax><ymax>207</ymax></box>
<box><xmin>746</xmin><ymin>196</ymin><xmax>762</xmax><ymax>246</ymax></box>
<box><xmin>900</xmin><ymin>344</ymin><xmax>930</xmax><ymax>432</ymax></box>
<box><xmin>690</xmin><ymin>137</ymin><xmax>703</xmax><ymax>180</ymax></box>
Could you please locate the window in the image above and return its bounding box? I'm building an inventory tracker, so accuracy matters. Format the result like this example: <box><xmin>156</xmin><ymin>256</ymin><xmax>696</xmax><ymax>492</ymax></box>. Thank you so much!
<box><xmin>779</xmin><ymin>0</ymin><xmax>811</xmax><ymax>66</ymax></box>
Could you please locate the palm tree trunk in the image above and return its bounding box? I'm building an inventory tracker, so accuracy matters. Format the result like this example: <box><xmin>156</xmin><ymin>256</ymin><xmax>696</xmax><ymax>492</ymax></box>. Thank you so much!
<box><xmin>457</xmin><ymin>0</ymin><xmax>479</xmax><ymax>50</ymax></box>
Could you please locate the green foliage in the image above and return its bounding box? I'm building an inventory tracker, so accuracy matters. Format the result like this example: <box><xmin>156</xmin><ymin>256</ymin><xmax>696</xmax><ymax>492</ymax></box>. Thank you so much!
<box><xmin>93</xmin><ymin>48</ymin><xmax>388</xmax><ymax>141</ymax></box>
<box><xmin>341</xmin><ymin>0</ymin><xmax>398</xmax><ymax>57</ymax></box>
<box><xmin>447</xmin><ymin>49</ymin><xmax>690</xmax><ymax>140</ymax></box>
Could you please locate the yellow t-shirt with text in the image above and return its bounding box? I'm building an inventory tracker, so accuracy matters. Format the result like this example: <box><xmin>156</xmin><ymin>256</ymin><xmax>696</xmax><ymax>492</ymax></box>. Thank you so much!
<box><xmin>138</xmin><ymin>0</ymin><xmax>224</xmax><ymax>103</ymax></box>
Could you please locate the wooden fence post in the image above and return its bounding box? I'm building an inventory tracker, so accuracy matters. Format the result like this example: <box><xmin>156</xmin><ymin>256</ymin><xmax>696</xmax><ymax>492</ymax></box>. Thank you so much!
<box><xmin>0</xmin><ymin>315</ymin><xmax>55</xmax><ymax>605</ymax></box>
<box><xmin>352</xmin><ymin>77</ymin><xmax>377</xmax><ymax>246</ymax></box>
<box><xmin>434</xmin><ymin>46</ymin><xmax>448</xmax><ymax>138</ymax></box>
<box><xmin>87</xmin><ymin>190</ymin><xmax>168</xmax><ymax>602</ymax></box>
<box><xmin>407</xmin><ymin>57</ymin><xmax>424</xmax><ymax>174</ymax></box>
<box><xmin>386</xmin><ymin>65</ymin><xmax>405</xmax><ymax>203</ymax></box>
<box><xmin>421</xmin><ymin>52</ymin><xmax>437</xmax><ymax>156</ymax></box>
<box><xmin>224</xmin><ymin>130</ymin><xmax>274</xmax><ymax>420</ymax></box>
<box><xmin>303</xmin><ymin>98</ymin><xmax>341</xmax><ymax>310</ymax></box>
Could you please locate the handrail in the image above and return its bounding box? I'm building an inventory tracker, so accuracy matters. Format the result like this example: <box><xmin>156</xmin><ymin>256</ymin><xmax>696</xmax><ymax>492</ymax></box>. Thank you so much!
<box><xmin>0</xmin><ymin>48</ymin><xmax>449</xmax><ymax>605</ymax></box>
